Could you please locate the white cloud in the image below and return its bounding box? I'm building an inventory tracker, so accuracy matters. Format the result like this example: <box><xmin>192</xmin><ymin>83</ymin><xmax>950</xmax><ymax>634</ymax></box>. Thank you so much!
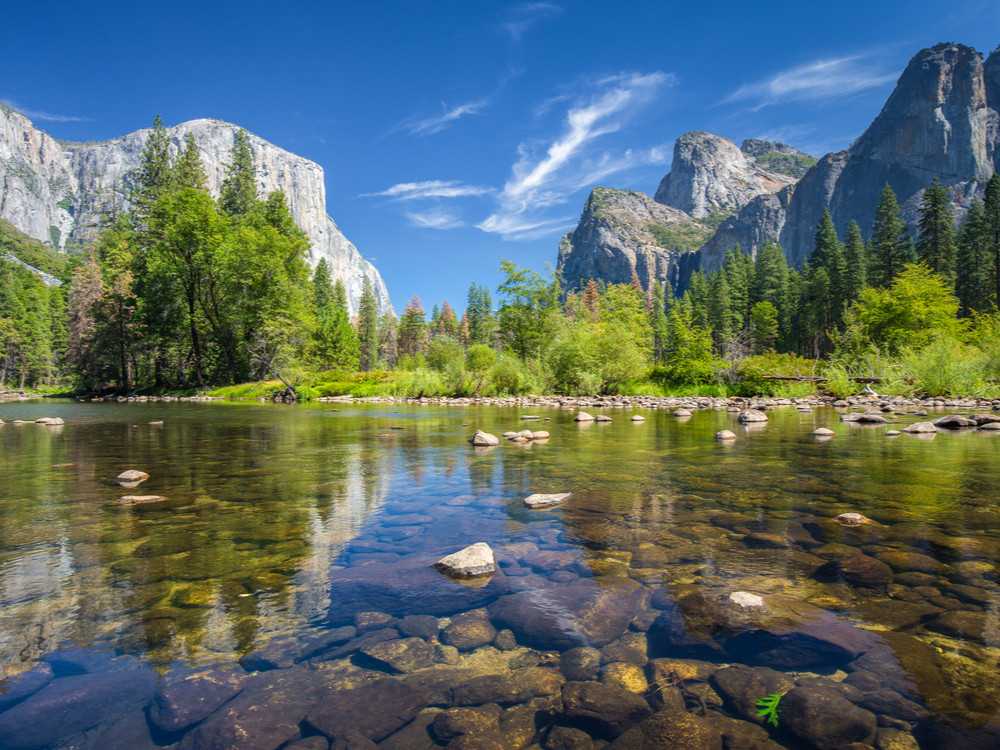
<box><xmin>406</xmin><ymin>207</ymin><xmax>464</xmax><ymax>230</ymax></box>
<box><xmin>361</xmin><ymin>180</ymin><xmax>491</xmax><ymax>200</ymax></box>
<box><xmin>395</xmin><ymin>98</ymin><xmax>489</xmax><ymax>136</ymax></box>
<box><xmin>478</xmin><ymin>71</ymin><xmax>674</xmax><ymax>240</ymax></box>
<box><xmin>502</xmin><ymin>2</ymin><xmax>563</xmax><ymax>42</ymax></box>
<box><xmin>723</xmin><ymin>54</ymin><xmax>897</xmax><ymax>110</ymax></box>
<box><xmin>2</xmin><ymin>98</ymin><xmax>92</xmax><ymax>122</ymax></box>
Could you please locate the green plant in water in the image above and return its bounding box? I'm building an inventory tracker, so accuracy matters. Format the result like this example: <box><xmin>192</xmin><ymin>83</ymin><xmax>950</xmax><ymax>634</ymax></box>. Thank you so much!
<box><xmin>756</xmin><ymin>692</ymin><xmax>782</xmax><ymax>726</ymax></box>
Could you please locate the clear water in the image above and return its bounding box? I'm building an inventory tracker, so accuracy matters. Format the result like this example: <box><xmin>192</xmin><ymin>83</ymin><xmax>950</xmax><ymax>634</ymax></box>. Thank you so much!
<box><xmin>0</xmin><ymin>400</ymin><xmax>998</xmax><ymax>748</ymax></box>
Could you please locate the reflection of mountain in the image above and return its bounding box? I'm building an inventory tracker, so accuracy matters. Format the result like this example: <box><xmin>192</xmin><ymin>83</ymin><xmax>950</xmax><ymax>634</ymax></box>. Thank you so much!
<box><xmin>0</xmin><ymin>418</ymin><xmax>389</xmax><ymax>674</ymax></box>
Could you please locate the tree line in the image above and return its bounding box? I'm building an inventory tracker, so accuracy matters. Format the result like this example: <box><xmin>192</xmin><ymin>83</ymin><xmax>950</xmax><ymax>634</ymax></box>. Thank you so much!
<box><xmin>2</xmin><ymin>114</ymin><xmax>999</xmax><ymax>398</ymax></box>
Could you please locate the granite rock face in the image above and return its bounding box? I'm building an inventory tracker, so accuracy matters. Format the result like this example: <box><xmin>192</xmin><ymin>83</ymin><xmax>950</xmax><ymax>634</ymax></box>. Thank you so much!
<box><xmin>653</xmin><ymin>131</ymin><xmax>797</xmax><ymax>218</ymax></box>
<box><xmin>0</xmin><ymin>109</ymin><xmax>391</xmax><ymax>314</ymax></box>
<box><xmin>700</xmin><ymin>42</ymin><xmax>1000</xmax><ymax>271</ymax></box>
<box><xmin>557</xmin><ymin>187</ymin><xmax>709</xmax><ymax>294</ymax></box>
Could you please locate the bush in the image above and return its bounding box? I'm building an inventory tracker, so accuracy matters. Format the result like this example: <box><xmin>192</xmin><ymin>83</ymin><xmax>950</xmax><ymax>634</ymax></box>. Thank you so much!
<box><xmin>732</xmin><ymin>352</ymin><xmax>821</xmax><ymax>397</ymax></box>
<box><xmin>901</xmin><ymin>338</ymin><xmax>998</xmax><ymax>397</ymax></box>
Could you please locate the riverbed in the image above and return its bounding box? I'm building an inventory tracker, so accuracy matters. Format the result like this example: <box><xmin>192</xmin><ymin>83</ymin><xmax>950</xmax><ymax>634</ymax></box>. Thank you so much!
<box><xmin>0</xmin><ymin>400</ymin><xmax>997</xmax><ymax>749</ymax></box>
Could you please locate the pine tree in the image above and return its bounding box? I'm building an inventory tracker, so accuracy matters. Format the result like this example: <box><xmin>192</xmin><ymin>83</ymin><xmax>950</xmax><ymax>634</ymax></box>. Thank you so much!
<box><xmin>465</xmin><ymin>283</ymin><xmax>495</xmax><ymax>346</ymax></box>
<box><xmin>650</xmin><ymin>281</ymin><xmax>669</xmax><ymax>363</ymax></box>
<box><xmin>985</xmin><ymin>173</ymin><xmax>1000</xmax><ymax>306</ymax></box>
<box><xmin>219</xmin><ymin>129</ymin><xmax>258</xmax><ymax>219</ymax></box>
<box><xmin>752</xmin><ymin>241</ymin><xmax>789</xmax><ymax>313</ymax></box>
<box><xmin>955</xmin><ymin>199</ymin><xmax>994</xmax><ymax>315</ymax></box>
<box><xmin>131</xmin><ymin>115</ymin><xmax>173</xmax><ymax>228</ymax></box>
<box><xmin>311</xmin><ymin>258</ymin><xmax>336</xmax><ymax>310</ymax></box>
<box><xmin>357</xmin><ymin>276</ymin><xmax>378</xmax><ymax>371</ymax></box>
<box><xmin>707</xmin><ymin>270</ymin><xmax>732</xmax><ymax>349</ymax></box>
<box><xmin>917</xmin><ymin>178</ymin><xmax>958</xmax><ymax>285</ymax></box>
<box><xmin>842</xmin><ymin>220</ymin><xmax>868</xmax><ymax>305</ymax></box>
<box><xmin>581</xmin><ymin>279</ymin><xmax>600</xmax><ymax>317</ymax></box>
<box><xmin>685</xmin><ymin>270</ymin><xmax>710</xmax><ymax>327</ymax></box>
<box><xmin>398</xmin><ymin>296</ymin><xmax>427</xmax><ymax>357</ymax></box>
<box><xmin>174</xmin><ymin>132</ymin><xmax>208</xmax><ymax>192</ymax></box>
<box><xmin>437</xmin><ymin>300</ymin><xmax>459</xmax><ymax>338</ymax></box>
<box><xmin>812</xmin><ymin>209</ymin><xmax>847</xmax><ymax>316</ymax></box>
<box><xmin>869</xmin><ymin>183</ymin><xmax>914</xmax><ymax>287</ymax></box>
<box><xmin>722</xmin><ymin>247</ymin><xmax>750</xmax><ymax>331</ymax></box>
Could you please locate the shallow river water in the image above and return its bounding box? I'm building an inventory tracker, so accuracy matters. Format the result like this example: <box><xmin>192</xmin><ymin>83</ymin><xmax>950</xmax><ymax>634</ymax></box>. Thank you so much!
<box><xmin>0</xmin><ymin>400</ymin><xmax>998</xmax><ymax>749</ymax></box>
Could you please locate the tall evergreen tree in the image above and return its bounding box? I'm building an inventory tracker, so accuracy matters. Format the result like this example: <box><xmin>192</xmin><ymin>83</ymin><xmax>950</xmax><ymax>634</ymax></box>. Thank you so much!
<box><xmin>811</xmin><ymin>209</ymin><xmax>847</xmax><ymax>316</ymax></box>
<box><xmin>752</xmin><ymin>241</ymin><xmax>789</xmax><ymax>313</ymax></box>
<box><xmin>131</xmin><ymin>115</ymin><xmax>173</xmax><ymax>230</ymax></box>
<box><xmin>685</xmin><ymin>270</ymin><xmax>710</xmax><ymax>327</ymax></box>
<box><xmin>707</xmin><ymin>270</ymin><xmax>733</xmax><ymax>349</ymax></box>
<box><xmin>868</xmin><ymin>183</ymin><xmax>914</xmax><ymax>287</ymax></box>
<box><xmin>356</xmin><ymin>277</ymin><xmax>379</xmax><ymax>371</ymax></box>
<box><xmin>174</xmin><ymin>132</ymin><xmax>207</xmax><ymax>192</ymax></box>
<box><xmin>437</xmin><ymin>300</ymin><xmax>459</xmax><ymax>338</ymax></box>
<box><xmin>842</xmin><ymin>220</ymin><xmax>868</xmax><ymax>305</ymax></box>
<box><xmin>985</xmin><ymin>173</ymin><xmax>1000</xmax><ymax>306</ymax></box>
<box><xmin>955</xmin><ymin>199</ymin><xmax>994</xmax><ymax>315</ymax></box>
<box><xmin>398</xmin><ymin>296</ymin><xmax>427</xmax><ymax>357</ymax></box>
<box><xmin>722</xmin><ymin>247</ymin><xmax>750</xmax><ymax>331</ymax></box>
<box><xmin>219</xmin><ymin>129</ymin><xmax>258</xmax><ymax>219</ymax></box>
<box><xmin>916</xmin><ymin>178</ymin><xmax>958</xmax><ymax>285</ymax></box>
<box><xmin>650</xmin><ymin>281</ymin><xmax>669</xmax><ymax>363</ymax></box>
<box><xmin>465</xmin><ymin>283</ymin><xmax>495</xmax><ymax>347</ymax></box>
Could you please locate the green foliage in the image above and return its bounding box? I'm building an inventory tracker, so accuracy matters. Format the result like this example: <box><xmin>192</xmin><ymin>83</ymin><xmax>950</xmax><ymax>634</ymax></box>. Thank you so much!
<box><xmin>647</xmin><ymin>222</ymin><xmax>711</xmax><ymax>252</ymax></box>
<box><xmin>756</xmin><ymin>693</ymin><xmax>782</xmax><ymax>727</ymax></box>
<box><xmin>357</xmin><ymin>277</ymin><xmax>379</xmax><ymax>371</ymax></box>
<box><xmin>751</xmin><ymin>149</ymin><xmax>817</xmax><ymax>178</ymax></box>
<box><xmin>916</xmin><ymin>178</ymin><xmax>957</xmax><ymax>286</ymax></box>
<box><xmin>900</xmin><ymin>337</ymin><xmax>998</xmax><ymax>398</ymax></box>
<box><xmin>219</xmin><ymin>129</ymin><xmax>258</xmax><ymax>219</ymax></box>
<box><xmin>869</xmin><ymin>183</ymin><xmax>914</xmax><ymax>288</ymax></box>
<box><xmin>733</xmin><ymin>352</ymin><xmax>820</xmax><ymax>397</ymax></box>
<box><xmin>839</xmin><ymin>264</ymin><xmax>965</xmax><ymax>357</ymax></box>
<box><xmin>0</xmin><ymin>218</ymin><xmax>70</xmax><ymax>280</ymax></box>
<box><xmin>497</xmin><ymin>260</ymin><xmax>561</xmax><ymax>361</ymax></box>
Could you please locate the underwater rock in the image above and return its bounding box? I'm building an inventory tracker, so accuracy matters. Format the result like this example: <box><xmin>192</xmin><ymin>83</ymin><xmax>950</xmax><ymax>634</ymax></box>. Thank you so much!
<box><xmin>780</xmin><ymin>685</ymin><xmax>877</xmax><ymax>750</ymax></box>
<box><xmin>361</xmin><ymin>637</ymin><xmax>436</xmax><ymax>673</ymax></box>
<box><xmin>434</xmin><ymin>543</ymin><xmax>496</xmax><ymax>577</ymax></box>
<box><xmin>609</xmin><ymin>710</ymin><xmax>723</xmax><ymax>749</ymax></box>
<box><xmin>441</xmin><ymin>610</ymin><xmax>498</xmax><ymax>651</ymax></box>
<box><xmin>524</xmin><ymin>493</ymin><xmax>572</xmax><ymax>509</ymax></box>
<box><xmin>489</xmin><ymin>583</ymin><xmax>644</xmax><ymax>650</ymax></box>
<box><xmin>149</xmin><ymin>666</ymin><xmax>248</xmax><ymax>733</ymax></box>
<box><xmin>560</xmin><ymin>680</ymin><xmax>652</xmax><ymax>738</ymax></box>
<box><xmin>305</xmin><ymin>678</ymin><xmax>431</xmax><ymax>743</ymax></box>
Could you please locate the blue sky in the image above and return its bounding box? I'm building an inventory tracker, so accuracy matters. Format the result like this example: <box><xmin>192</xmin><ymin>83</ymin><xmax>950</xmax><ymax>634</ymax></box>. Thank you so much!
<box><xmin>3</xmin><ymin>1</ymin><xmax>999</xmax><ymax>312</ymax></box>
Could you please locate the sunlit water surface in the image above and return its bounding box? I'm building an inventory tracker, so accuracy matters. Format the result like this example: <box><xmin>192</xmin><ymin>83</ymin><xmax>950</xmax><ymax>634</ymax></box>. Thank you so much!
<box><xmin>0</xmin><ymin>400</ymin><xmax>998</xmax><ymax>748</ymax></box>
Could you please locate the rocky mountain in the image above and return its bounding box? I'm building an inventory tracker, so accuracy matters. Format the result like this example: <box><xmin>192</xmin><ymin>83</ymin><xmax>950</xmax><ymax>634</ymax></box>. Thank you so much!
<box><xmin>558</xmin><ymin>133</ymin><xmax>810</xmax><ymax>293</ymax></box>
<box><xmin>0</xmin><ymin>107</ymin><xmax>391</xmax><ymax>314</ymax></box>
<box><xmin>559</xmin><ymin>42</ymin><xmax>1000</xmax><ymax>292</ymax></box>
<box><xmin>653</xmin><ymin>131</ymin><xmax>799</xmax><ymax>218</ymax></box>
<box><xmin>702</xmin><ymin>42</ymin><xmax>1000</xmax><ymax>272</ymax></box>
<box><xmin>557</xmin><ymin>188</ymin><xmax>709</xmax><ymax>291</ymax></box>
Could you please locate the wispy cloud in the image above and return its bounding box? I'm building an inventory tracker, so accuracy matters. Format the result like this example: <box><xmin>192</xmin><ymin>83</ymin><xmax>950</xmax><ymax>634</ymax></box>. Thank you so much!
<box><xmin>1</xmin><ymin>98</ymin><xmax>92</xmax><ymax>122</ymax></box>
<box><xmin>501</xmin><ymin>2</ymin><xmax>563</xmax><ymax>42</ymax></box>
<box><xmin>396</xmin><ymin>99</ymin><xmax>490</xmax><ymax>136</ymax></box>
<box><xmin>361</xmin><ymin>180</ymin><xmax>492</xmax><ymax>200</ymax></box>
<box><xmin>723</xmin><ymin>54</ymin><xmax>897</xmax><ymax>110</ymax></box>
<box><xmin>406</xmin><ymin>207</ymin><xmax>464</xmax><ymax>230</ymax></box>
<box><xmin>478</xmin><ymin>71</ymin><xmax>674</xmax><ymax>240</ymax></box>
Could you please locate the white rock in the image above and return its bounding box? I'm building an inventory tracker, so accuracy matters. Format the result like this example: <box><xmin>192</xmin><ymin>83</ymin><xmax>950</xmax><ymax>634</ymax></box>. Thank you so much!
<box><xmin>715</xmin><ymin>430</ymin><xmax>737</xmax><ymax>440</ymax></box>
<box><xmin>594</xmin><ymin>415</ymin><xmax>612</xmax><ymax>422</ymax></box>
<box><xmin>575</xmin><ymin>412</ymin><xmax>595</xmax><ymax>422</ymax></box>
<box><xmin>673</xmin><ymin>409</ymin><xmax>692</xmax><ymax>417</ymax></box>
<box><xmin>902</xmin><ymin>421</ymin><xmax>937</xmax><ymax>433</ymax></box>
<box><xmin>729</xmin><ymin>591</ymin><xmax>765</xmax><ymax>608</ymax></box>
<box><xmin>630</xmin><ymin>415</ymin><xmax>646</xmax><ymax>422</ymax></box>
<box><xmin>530</xmin><ymin>431</ymin><xmax>550</xmax><ymax>439</ymax></box>
<box><xmin>114</xmin><ymin>495</ymin><xmax>166</xmax><ymax>506</ymax></box>
<box><xmin>813</xmin><ymin>427</ymin><xmax>835</xmax><ymax>436</ymax></box>
<box><xmin>469</xmin><ymin>430</ymin><xmax>500</xmax><ymax>446</ymax></box>
<box><xmin>523</xmin><ymin>493</ymin><xmax>572</xmax><ymax>509</ymax></box>
<box><xmin>116</xmin><ymin>470</ymin><xmax>150</xmax><ymax>483</ymax></box>
<box><xmin>737</xmin><ymin>409</ymin><xmax>768</xmax><ymax>423</ymax></box>
<box><xmin>433</xmin><ymin>543</ymin><xmax>496</xmax><ymax>577</ymax></box>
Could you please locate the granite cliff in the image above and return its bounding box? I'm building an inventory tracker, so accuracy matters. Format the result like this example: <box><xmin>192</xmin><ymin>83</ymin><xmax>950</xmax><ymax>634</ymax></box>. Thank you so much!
<box><xmin>559</xmin><ymin>42</ymin><xmax>1000</xmax><ymax>291</ymax></box>
<box><xmin>558</xmin><ymin>133</ymin><xmax>810</xmax><ymax>293</ymax></box>
<box><xmin>0</xmin><ymin>108</ymin><xmax>391</xmax><ymax>314</ymax></box>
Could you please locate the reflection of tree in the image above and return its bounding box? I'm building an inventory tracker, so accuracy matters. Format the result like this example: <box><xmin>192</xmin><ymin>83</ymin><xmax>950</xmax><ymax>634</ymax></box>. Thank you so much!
<box><xmin>0</xmin><ymin>405</ymin><xmax>391</xmax><ymax>672</ymax></box>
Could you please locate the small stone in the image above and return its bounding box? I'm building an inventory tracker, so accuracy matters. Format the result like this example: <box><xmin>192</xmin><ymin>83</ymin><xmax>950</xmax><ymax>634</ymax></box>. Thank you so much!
<box><xmin>902</xmin><ymin>421</ymin><xmax>936</xmax><ymax>433</ymax></box>
<box><xmin>813</xmin><ymin>427</ymin><xmax>835</xmax><ymax>436</ymax></box>
<box><xmin>524</xmin><ymin>493</ymin><xmax>572</xmax><ymax>509</ymax></box>
<box><xmin>575</xmin><ymin>412</ymin><xmax>595</xmax><ymax>422</ymax></box>
<box><xmin>885</xmin><ymin>430</ymin><xmax>901</xmax><ymax>436</ymax></box>
<box><xmin>441</xmin><ymin>610</ymin><xmax>498</xmax><ymax>651</ymax></box>
<box><xmin>594</xmin><ymin>415</ymin><xmax>612</xmax><ymax>422</ymax></box>
<box><xmin>673</xmin><ymin>409</ymin><xmax>692</xmax><ymax>417</ymax></box>
<box><xmin>115</xmin><ymin>469</ymin><xmax>150</xmax><ymax>483</ymax></box>
<box><xmin>728</xmin><ymin>591</ymin><xmax>764</xmax><ymax>608</ymax></box>
<box><xmin>835</xmin><ymin>513</ymin><xmax>868</xmax><ymax>527</ymax></box>
<box><xmin>630</xmin><ymin>415</ymin><xmax>646</xmax><ymax>422</ymax></box>
<box><xmin>361</xmin><ymin>638</ymin><xmax>436</xmax><ymax>673</ymax></box>
<box><xmin>737</xmin><ymin>409</ymin><xmax>768</xmax><ymax>423</ymax></box>
<box><xmin>531</xmin><ymin>431</ymin><xmax>550</xmax><ymax>439</ymax></box>
<box><xmin>715</xmin><ymin>430</ymin><xmax>737</xmax><ymax>440</ymax></box>
<box><xmin>433</xmin><ymin>543</ymin><xmax>496</xmax><ymax>577</ymax></box>
<box><xmin>469</xmin><ymin>430</ymin><xmax>500</xmax><ymax>446</ymax></box>
<box><xmin>114</xmin><ymin>495</ymin><xmax>166</xmax><ymax>506</ymax></box>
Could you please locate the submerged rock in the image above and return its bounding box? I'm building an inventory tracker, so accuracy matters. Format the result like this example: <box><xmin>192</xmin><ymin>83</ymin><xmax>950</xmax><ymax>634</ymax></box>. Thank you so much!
<box><xmin>560</xmin><ymin>680</ymin><xmax>652</xmax><ymax>738</ymax></box>
<box><xmin>523</xmin><ymin>493</ymin><xmax>572</xmax><ymax>509</ymax></box>
<box><xmin>433</xmin><ymin>543</ymin><xmax>496</xmax><ymax>577</ymax></box>
<box><xmin>780</xmin><ymin>685</ymin><xmax>877</xmax><ymax>750</ymax></box>
<box><xmin>835</xmin><ymin>512</ymin><xmax>868</xmax><ymax>527</ymax></box>
<box><xmin>609</xmin><ymin>710</ymin><xmax>723</xmax><ymax>749</ymax></box>
<box><xmin>114</xmin><ymin>495</ymin><xmax>167</xmax><ymax>506</ymax></box>
<box><xmin>115</xmin><ymin>469</ymin><xmax>149</xmax><ymax>484</ymax></box>
<box><xmin>489</xmin><ymin>582</ymin><xmax>644</xmax><ymax>650</ymax></box>
<box><xmin>149</xmin><ymin>666</ymin><xmax>248</xmax><ymax>733</ymax></box>
<box><xmin>360</xmin><ymin>637</ymin><xmax>436</xmax><ymax>673</ymax></box>
<box><xmin>305</xmin><ymin>678</ymin><xmax>430</xmax><ymax>743</ymax></box>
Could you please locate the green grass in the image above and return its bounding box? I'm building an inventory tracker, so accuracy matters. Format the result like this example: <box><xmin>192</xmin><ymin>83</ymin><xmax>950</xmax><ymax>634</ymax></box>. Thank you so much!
<box><xmin>0</xmin><ymin>218</ymin><xmax>69</xmax><ymax>280</ymax></box>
